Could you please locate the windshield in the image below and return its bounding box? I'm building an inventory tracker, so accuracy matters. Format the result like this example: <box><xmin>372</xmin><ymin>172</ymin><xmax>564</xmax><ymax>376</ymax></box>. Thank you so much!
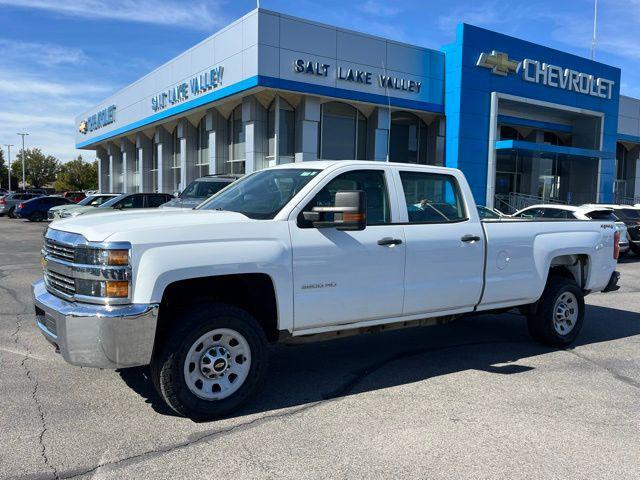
<box><xmin>99</xmin><ymin>194</ymin><xmax>127</xmax><ymax>208</ymax></box>
<box><xmin>198</xmin><ymin>169</ymin><xmax>321</xmax><ymax>219</ymax></box>
<box><xmin>180</xmin><ymin>179</ymin><xmax>231</xmax><ymax>199</ymax></box>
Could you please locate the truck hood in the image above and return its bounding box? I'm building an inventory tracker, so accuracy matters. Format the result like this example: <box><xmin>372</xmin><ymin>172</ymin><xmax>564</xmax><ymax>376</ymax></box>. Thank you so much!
<box><xmin>51</xmin><ymin>209</ymin><xmax>254</xmax><ymax>242</ymax></box>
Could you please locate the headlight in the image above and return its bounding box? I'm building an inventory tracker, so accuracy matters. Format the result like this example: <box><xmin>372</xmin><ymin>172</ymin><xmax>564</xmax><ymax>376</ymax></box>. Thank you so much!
<box><xmin>75</xmin><ymin>279</ymin><xmax>129</xmax><ymax>298</ymax></box>
<box><xmin>73</xmin><ymin>247</ymin><xmax>131</xmax><ymax>300</ymax></box>
<box><xmin>75</xmin><ymin>247</ymin><xmax>130</xmax><ymax>266</ymax></box>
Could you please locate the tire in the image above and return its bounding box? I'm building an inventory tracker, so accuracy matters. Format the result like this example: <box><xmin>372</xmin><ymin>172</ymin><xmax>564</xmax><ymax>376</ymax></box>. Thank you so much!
<box><xmin>630</xmin><ymin>242</ymin><xmax>640</xmax><ymax>256</ymax></box>
<box><xmin>29</xmin><ymin>211</ymin><xmax>44</xmax><ymax>222</ymax></box>
<box><xmin>8</xmin><ymin>207</ymin><xmax>15</xmax><ymax>219</ymax></box>
<box><xmin>150</xmin><ymin>302</ymin><xmax>269</xmax><ymax>421</ymax></box>
<box><xmin>527</xmin><ymin>277</ymin><xmax>585</xmax><ymax>348</ymax></box>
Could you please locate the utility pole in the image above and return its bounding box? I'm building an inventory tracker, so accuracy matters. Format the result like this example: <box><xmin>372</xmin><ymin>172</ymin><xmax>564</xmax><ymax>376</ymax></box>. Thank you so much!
<box><xmin>17</xmin><ymin>132</ymin><xmax>28</xmax><ymax>191</ymax></box>
<box><xmin>4</xmin><ymin>144</ymin><xmax>13</xmax><ymax>194</ymax></box>
<box><xmin>590</xmin><ymin>0</ymin><xmax>598</xmax><ymax>60</ymax></box>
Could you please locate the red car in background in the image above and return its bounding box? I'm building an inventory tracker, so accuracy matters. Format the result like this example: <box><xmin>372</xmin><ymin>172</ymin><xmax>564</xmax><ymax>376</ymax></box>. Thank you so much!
<box><xmin>62</xmin><ymin>191</ymin><xmax>86</xmax><ymax>203</ymax></box>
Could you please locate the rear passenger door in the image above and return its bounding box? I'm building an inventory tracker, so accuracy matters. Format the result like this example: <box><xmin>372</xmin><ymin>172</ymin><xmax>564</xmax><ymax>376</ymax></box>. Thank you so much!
<box><xmin>393</xmin><ymin>167</ymin><xmax>485</xmax><ymax>316</ymax></box>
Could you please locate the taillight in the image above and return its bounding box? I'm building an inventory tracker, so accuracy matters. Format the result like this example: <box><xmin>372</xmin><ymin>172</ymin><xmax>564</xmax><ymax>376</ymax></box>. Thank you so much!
<box><xmin>0</xmin><ymin>198</ymin><xmax>5</xmax><ymax>205</ymax></box>
<box><xmin>614</xmin><ymin>230</ymin><xmax>620</xmax><ymax>260</ymax></box>
<box><xmin>18</xmin><ymin>203</ymin><xmax>24</xmax><ymax>209</ymax></box>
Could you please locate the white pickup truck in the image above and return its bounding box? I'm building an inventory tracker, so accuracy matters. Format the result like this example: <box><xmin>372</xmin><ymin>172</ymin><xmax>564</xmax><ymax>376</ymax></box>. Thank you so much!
<box><xmin>33</xmin><ymin>161</ymin><xmax>620</xmax><ymax>420</ymax></box>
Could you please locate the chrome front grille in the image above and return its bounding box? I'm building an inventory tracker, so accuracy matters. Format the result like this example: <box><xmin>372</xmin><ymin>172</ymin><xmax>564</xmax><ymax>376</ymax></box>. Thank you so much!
<box><xmin>44</xmin><ymin>269</ymin><xmax>76</xmax><ymax>297</ymax></box>
<box><xmin>43</xmin><ymin>238</ymin><xmax>75</xmax><ymax>262</ymax></box>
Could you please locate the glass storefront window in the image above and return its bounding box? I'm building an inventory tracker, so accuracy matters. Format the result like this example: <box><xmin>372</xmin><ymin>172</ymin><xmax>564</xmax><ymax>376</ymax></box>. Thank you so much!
<box><xmin>389</xmin><ymin>111</ymin><xmax>428</xmax><ymax>164</ymax></box>
<box><xmin>227</xmin><ymin>105</ymin><xmax>245</xmax><ymax>175</ymax></box>
<box><xmin>320</xmin><ymin>102</ymin><xmax>366</xmax><ymax>160</ymax></box>
<box><xmin>196</xmin><ymin>117</ymin><xmax>209</xmax><ymax>177</ymax></box>
<box><xmin>267</xmin><ymin>96</ymin><xmax>295</xmax><ymax>166</ymax></box>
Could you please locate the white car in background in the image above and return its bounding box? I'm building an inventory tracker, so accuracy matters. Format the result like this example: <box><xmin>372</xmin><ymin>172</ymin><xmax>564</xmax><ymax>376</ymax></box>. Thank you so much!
<box><xmin>513</xmin><ymin>204</ymin><xmax>630</xmax><ymax>255</ymax></box>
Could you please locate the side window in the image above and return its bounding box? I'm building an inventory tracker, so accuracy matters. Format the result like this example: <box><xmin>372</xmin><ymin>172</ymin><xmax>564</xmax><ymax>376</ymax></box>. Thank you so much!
<box><xmin>300</xmin><ymin>169</ymin><xmax>390</xmax><ymax>227</ymax></box>
<box><xmin>147</xmin><ymin>194</ymin><xmax>169</xmax><ymax>208</ymax></box>
<box><xmin>117</xmin><ymin>195</ymin><xmax>144</xmax><ymax>209</ymax></box>
<box><xmin>542</xmin><ymin>208</ymin><xmax>567</xmax><ymax>219</ymax></box>
<box><xmin>399</xmin><ymin>171</ymin><xmax>466</xmax><ymax>223</ymax></box>
<box><xmin>517</xmin><ymin>208</ymin><xmax>543</xmax><ymax>218</ymax></box>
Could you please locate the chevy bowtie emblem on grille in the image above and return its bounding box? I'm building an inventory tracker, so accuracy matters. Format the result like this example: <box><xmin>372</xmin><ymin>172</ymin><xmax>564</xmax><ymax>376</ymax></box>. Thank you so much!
<box><xmin>78</xmin><ymin>120</ymin><xmax>88</xmax><ymax>135</ymax></box>
<box><xmin>476</xmin><ymin>51</ymin><xmax>520</xmax><ymax>76</ymax></box>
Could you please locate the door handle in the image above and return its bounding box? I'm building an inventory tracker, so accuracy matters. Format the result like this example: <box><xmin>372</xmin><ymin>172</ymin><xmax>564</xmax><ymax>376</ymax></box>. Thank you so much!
<box><xmin>460</xmin><ymin>234</ymin><xmax>481</xmax><ymax>243</ymax></box>
<box><xmin>377</xmin><ymin>237</ymin><xmax>403</xmax><ymax>246</ymax></box>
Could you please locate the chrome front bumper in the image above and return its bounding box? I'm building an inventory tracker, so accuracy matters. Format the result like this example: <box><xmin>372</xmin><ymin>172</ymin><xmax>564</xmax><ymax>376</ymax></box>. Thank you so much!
<box><xmin>32</xmin><ymin>279</ymin><xmax>159</xmax><ymax>369</ymax></box>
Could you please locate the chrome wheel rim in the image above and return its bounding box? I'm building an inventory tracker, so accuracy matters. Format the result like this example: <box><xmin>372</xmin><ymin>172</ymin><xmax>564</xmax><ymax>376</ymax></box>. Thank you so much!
<box><xmin>183</xmin><ymin>328</ymin><xmax>251</xmax><ymax>401</ymax></box>
<box><xmin>553</xmin><ymin>291</ymin><xmax>578</xmax><ymax>336</ymax></box>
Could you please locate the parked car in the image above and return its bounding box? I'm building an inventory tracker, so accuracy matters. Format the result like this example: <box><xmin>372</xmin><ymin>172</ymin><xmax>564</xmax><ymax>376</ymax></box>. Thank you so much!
<box><xmin>0</xmin><ymin>188</ymin><xmax>8</xmax><ymax>197</ymax></box>
<box><xmin>0</xmin><ymin>192</ymin><xmax>43</xmax><ymax>218</ymax></box>
<box><xmin>581</xmin><ymin>204</ymin><xmax>640</xmax><ymax>255</ymax></box>
<box><xmin>161</xmin><ymin>175</ymin><xmax>238</xmax><ymax>209</ymax></box>
<box><xmin>26</xmin><ymin>188</ymin><xmax>49</xmax><ymax>195</ymax></box>
<box><xmin>48</xmin><ymin>193</ymin><xmax>120</xmax><ymax>220</ymax></box>
<box><xmin>58</xmin><ymin>192</ymin><xmax>172</xmax><ymax>218</ymax></box>
<box><xmin>14</xmin><ymin>196</ymin><xmax>75</xmax><ymax>222</ymax></box>
<box><xmin>513</xmin><ymin>204</ymin><xmax>630</xmax><ymax>255</ymax></box>
<box><xmin>62</xmin><ymin>191</ymin><xmax>87</xmax><ymax>203</ymax></box>
<box><xmin>33</xmin><ymin>161</ymin><xmax>620</xmax><ymax>420</ymax></box>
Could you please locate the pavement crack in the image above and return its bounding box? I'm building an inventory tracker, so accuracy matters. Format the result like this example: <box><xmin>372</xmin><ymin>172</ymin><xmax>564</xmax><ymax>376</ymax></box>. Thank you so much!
<box><xmin>566</xmin><ymin>348</ymin><xmax>640</xmax><ymax>392</ymax></box>
<box><xmin>14</xmin><ymin>318</ymin><xmax>60</xmax><ymax>480</ymax></box>
<box><xmin>0</xmin><ymin>270</ymin><xmax>31</xmax><ymax>314</ymax></box>
<box><xmin>60</xmin><ymin>401</ymin><xmax>324</xmax><ymax>479</ymax></box>
<box><xmin>58</xmin><ymin>338</ymin><xmax>530</xmax><ymax>479</ymax></box>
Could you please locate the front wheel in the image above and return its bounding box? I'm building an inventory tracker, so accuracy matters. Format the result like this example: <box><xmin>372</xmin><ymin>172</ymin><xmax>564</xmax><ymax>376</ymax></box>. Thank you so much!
<box><xmin>151</xmin><ymin>303</ymin><xmax>269</xmax><ymax>421</ymax></box>
<box><xmin>8</xmin><ymin>207</ymin><xmax>15</xmax><ymax>218</ymax></box>
<box><xmin>527</xmin><ymin>277</ymin><xmax>585</xmax><ymax>347</ymax></box>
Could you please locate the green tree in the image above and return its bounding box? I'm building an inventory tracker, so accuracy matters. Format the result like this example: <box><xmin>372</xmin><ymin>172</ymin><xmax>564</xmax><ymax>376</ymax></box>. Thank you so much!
<box><xmin>11</xmin><ymin>148</ymin><xmax>59</xmax><ymax>188</ymax></box>
<box><xmin>54</xmin><ymin>155</ymin><xmax>98</xmax><ymax>191</ymax></box>
<box><xmin>0</xmin><ymin>149</ymin><xmax>18</xmax><ymax>191</ymax></box>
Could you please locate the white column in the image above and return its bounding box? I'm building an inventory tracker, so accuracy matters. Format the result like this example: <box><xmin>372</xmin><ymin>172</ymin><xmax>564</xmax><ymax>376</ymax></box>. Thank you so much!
<box><xmin>136</xmin><ymin>132</ymin><xmax>152</xmax><ymax>192</ymax></box>
<box><xmin>96</xmin><ymin>146</ymin><xmax>108</xmax><ymax>193</ymax></box>
<box><xmin>368</xmin><ymin>107</ymin><xmax>390</xmax><ymax>162</ymax></box>
<box><xmin>120</xmin><ymin>138</ymin><xmax>136</xmax><ymax>194</ymax></box>
<box><xmin>155</xmin><ymin>126</ymin><xmax>173</xmax><ymax>193</ymax></box>
<box><xmin>205</xmin><ymin>108</ymin><xmax>227</xmax><ymax>175</ymax></box>
<box><xmin>106</xmin><ymin>142</ymin><xmax>122</xmax><ymax>193</ymax></box>
<box><xmin>295</xmin><ymin>96</ymin><xmax>320</xmax><ymax>162</ymax></box>
<box><xmin>242</xmin><ymin>96</ymin><xmax>266</xmax><ymax>173</ymax></box>
<box><xmin>177</xmin><ymin>118</ymin><xmax>198</xmax><ymax>189</ymax></box>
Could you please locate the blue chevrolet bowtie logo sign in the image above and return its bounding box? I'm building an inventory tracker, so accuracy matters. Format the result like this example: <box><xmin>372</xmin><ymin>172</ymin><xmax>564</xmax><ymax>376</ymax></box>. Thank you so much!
<box><xmin>476</xmin><ymin>51</ymin><xmax>520</xmax><ymax>76</ymax></box>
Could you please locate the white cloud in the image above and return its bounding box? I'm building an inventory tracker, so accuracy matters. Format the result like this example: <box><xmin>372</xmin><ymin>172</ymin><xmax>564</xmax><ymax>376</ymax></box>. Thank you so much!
<box><xmin>0</xmin><ymin>39</ymin><xmax>87</xmax><ymax>67</ymax></box>
<box><xmin>358</xmin><ymin>0</ymin><xmax>401</xmax><ymax>17</ymax></box>
<box><xmin>0</xmin><ymin>0</ymin><xmax>229</xmax><ymax>30</ymax></box>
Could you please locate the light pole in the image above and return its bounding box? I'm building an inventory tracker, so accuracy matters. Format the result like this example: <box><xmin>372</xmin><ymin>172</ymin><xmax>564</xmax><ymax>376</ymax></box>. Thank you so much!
<box><xmin>3</xmin><ymin>144</ymin><xmax>13</xmax><ymax>194</ymax></box>
<box><xmin>17</xmin><ymin>132</ymin><xmax>28</xmax><ymax>191</ymax></box>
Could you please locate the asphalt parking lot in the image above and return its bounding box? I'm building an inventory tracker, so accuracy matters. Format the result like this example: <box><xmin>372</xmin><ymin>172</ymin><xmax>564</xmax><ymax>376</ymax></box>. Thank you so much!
<box><xmin>1</xmin><ymin>218</ymin><xmax>639</xmax><ymax>480</ymax></box>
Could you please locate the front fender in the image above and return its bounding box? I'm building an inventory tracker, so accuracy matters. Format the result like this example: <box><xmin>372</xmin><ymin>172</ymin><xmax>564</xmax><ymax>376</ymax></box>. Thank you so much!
<box><xmin>131</xmin><ymin>238</ymin><xmax>294</xmax><ymax>332</ymax></box>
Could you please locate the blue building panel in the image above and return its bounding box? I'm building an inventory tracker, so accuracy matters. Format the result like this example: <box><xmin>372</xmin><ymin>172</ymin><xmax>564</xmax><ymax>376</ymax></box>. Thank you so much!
<box><xmin>443</xmin><ymin>23</ymin><xmax>621</xmax><ymax>205</ymax></box>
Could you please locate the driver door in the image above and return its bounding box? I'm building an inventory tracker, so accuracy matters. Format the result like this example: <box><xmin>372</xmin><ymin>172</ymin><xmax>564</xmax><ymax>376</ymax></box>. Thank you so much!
<box><xmin>289</xmin><ymin>167</ymin><xmax>406</xmax><ymax>331</ymax></box>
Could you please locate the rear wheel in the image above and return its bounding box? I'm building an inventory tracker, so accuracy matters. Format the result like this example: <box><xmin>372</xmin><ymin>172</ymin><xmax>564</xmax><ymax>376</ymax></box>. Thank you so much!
<box><xmin>151</xmin><ymin>303</ymin><xmax>268</xmax><ymax>421</ymax></box>
<box><xmin>8</xmin><ymin>207</ymin><xmax>15</xmax><ymax>218</ymax></box>
<box><xmin>527</xmin><ymin>277</ymin><xmax>584</xmax><ymax>347</ymax></box>
<box><xmin>29</xmin><ymin>211</ymin><xmax>44</xmax><ymax>222</ymax></box>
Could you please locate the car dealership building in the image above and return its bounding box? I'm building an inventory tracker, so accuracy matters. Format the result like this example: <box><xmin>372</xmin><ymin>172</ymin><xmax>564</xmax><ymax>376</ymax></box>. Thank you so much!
<box><xmin>75</xmin><ymin>8</ymin><xmax>640</xmax><ymax>210</ymax></box>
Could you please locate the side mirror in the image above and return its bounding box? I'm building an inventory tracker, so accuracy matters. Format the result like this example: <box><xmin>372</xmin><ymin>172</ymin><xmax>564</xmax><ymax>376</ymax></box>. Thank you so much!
<box><xmin>302</xmin><ymin>190</ymin><xmax>367</xmax><ymax>231</ymax></box>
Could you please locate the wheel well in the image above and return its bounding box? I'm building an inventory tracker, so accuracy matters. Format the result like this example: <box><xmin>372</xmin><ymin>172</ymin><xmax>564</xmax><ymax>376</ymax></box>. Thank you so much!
<box><xmin>156</xmin><ymin>274</ymin><xmax>279</xmax><ymax>344</ymax></box>
<box><xmin>548</xmin><ymin>254</ymin><xmax>589</xmax><ymax>289</ymax></box>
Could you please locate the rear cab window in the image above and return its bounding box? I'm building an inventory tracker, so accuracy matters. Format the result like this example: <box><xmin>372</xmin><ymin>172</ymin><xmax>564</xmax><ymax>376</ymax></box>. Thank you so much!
<box><xmin>398</xmin><ymin>171</ymin><xmax>467</xmax><ymax>223</ymax></box>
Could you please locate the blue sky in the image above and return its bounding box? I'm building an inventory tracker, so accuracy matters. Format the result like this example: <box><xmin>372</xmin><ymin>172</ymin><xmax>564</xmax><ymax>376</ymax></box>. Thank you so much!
<box><xmin>1</xmin><ymin>0</ymin><xmax>639</xmax><ymax>161</ymax></box>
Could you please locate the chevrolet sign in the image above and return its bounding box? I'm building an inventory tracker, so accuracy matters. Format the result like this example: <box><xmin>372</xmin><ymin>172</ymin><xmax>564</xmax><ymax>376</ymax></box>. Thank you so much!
<box><xmin>476</xmin><ymin>50</ymin><xmax>615</xmax><ymax>99</ymax></box>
